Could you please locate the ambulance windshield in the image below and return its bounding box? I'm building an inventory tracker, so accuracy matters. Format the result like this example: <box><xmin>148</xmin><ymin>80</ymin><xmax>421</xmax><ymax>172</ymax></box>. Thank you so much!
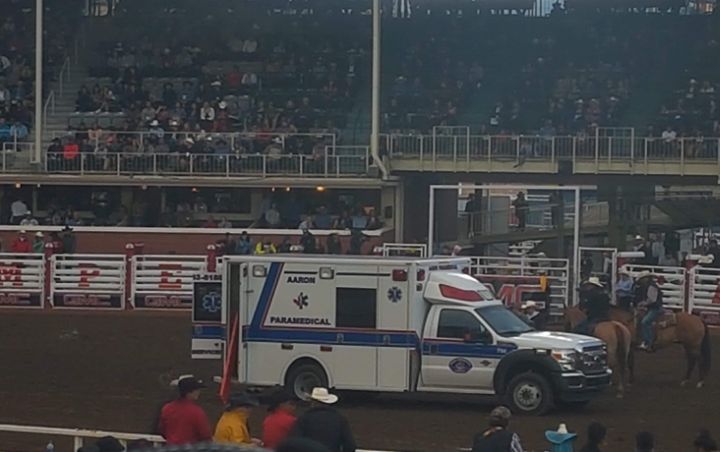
<box><xmin>476</xmin><ymin>305</ymin><xmax>534</xmax><ymax>336</ymax></box>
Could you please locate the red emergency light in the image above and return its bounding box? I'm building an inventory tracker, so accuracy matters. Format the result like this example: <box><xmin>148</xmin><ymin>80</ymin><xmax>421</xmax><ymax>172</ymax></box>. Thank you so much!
<box><xmin>439</xmin><ymin>284</ymin><xmax>483</xmax><ymax>302</ymax></box>
<box><xmin>392</xmin><ymin>269</ymin><xmax>408</xmax><ymax>281</ymax></box>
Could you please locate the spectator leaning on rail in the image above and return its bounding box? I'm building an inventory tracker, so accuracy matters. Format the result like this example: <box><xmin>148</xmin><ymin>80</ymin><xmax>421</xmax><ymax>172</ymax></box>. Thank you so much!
<box><xmin>10</xmin><ymin>230</ymin><xmax>32</xmax><ymax>253</ymax></box>
<box><xmin>158</xmin><ymin>375</ymin><xmax>212</xmax><ymax>445</ymax></box>
<box><xmin>263</xmin><ymin>390</ymin><xmax>298</xmax><ymax>449</ymax></box>
<box><xmin>214</xmin><ymin>392</ymin><xmax>262</xmax><ymax>446</ymax></box>
<box><xmin>290</xmin><ymin>388</ymin><xmax>356</xmax><ymax>452</ymax></box>
<box><xmin>471</xmin><ymin>406</ymin><xmax>524</xmax><ymax>452</ymax></box>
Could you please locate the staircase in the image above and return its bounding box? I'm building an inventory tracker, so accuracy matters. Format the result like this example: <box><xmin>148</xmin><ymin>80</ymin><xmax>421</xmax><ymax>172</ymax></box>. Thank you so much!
<box><xmin>43</xmin><ymin>63</ymin><xmax>90</xmax><ymax>149</ymax></box>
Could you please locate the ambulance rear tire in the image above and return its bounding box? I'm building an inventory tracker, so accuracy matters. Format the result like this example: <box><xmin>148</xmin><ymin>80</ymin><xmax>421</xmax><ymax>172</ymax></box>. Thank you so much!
<box><xmin>285</xmin><ymin>362</ymin><xmax>328</xmax><ymax>401</ymax></box>
<box><xmin>505</xmin><ymin>372</ymin><xmax>554</xmax><ymax>415</ymax></box>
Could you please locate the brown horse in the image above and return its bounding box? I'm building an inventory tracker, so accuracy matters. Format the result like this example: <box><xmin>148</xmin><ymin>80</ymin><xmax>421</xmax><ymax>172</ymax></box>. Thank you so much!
<box><xmin>571</xmin><ymin>306</ymin><xmax>711</xmax><ymax>388</ymax></box>
<box><xmin>565</xmin><ymin>308</ymin><xmax>633</xmax><ymax>398</ymax></box>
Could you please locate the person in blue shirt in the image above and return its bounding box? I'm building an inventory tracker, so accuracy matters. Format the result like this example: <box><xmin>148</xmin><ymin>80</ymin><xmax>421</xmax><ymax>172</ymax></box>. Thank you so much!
<box><xmin>9</xmin><ymin>121</ymin><xmax>28</xmax><ymax>140</ymax></box>
<box><xmin>0</xmin><ymin>118</ymin><xmax>12</xmax><ymax>142</ymax></box>
<box><xmin>615</xmin><ymin>270</ymin><xmax>634</xmax><ymax>310</ymax></box>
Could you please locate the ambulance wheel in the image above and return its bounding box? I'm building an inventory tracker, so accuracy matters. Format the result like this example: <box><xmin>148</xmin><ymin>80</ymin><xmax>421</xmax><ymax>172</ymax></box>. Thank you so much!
<box><xmin>506</xmin><ymin>372</ymin><xmax>554</xmax><ymax>415</ymax></box>
<box><xmin>285</xmin><ymin>362</ymin><xmax>328</xmax><ymax>401</ymax></box>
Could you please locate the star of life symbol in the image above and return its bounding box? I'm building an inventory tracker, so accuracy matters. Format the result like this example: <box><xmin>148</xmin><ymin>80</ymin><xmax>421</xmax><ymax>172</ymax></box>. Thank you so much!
<box><xmin>202</xmin><ymin>291</ymin><xmax>222</xmax><ymax>313</ymax></box>
<box><xmin>293</xmin><ymin>292</ymin><xmax>309</xmax><ymax>309</ymax></box>
<box><xmin>388</xmin><ymin>287</ymin><xmax>402</xmax><ymax>302</ymax></box>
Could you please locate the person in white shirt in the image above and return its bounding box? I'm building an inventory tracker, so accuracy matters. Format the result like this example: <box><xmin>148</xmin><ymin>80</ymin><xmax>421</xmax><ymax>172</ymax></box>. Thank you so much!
<box><xmin>661</xmin><ymin>126</ymin><xmax>677</xmax><ymax>142</ymax></box>
<box><xmin>19</xmin><ymin>213</ymin><xmax>38</xmax><ymax>226</ymax></box>
<box><xmin>10</xmin><ymin>199</ymin><xmax>29</xmax><ymax>224</ymax></box>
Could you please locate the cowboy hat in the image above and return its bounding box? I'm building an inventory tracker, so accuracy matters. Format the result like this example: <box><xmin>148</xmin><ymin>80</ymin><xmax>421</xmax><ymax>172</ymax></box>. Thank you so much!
<box><xmin>636</xmin><ymin>270</ymin><xmax>655</xmax><ymax>280</ymax></box>
<box><xmin>521</xmin><ymin>301</ymin><xmax>537</xmax><ymax>310</ymax></box>
<box><xmin>310</xmin><ymin>387</ymin><xmax>338</xmax><ymax>404</ymax></box>
<box><xmin>582</xmin><ymin>277</ymin><xmax>604</xmax><ymax>288</ymax></box>
<box><xmin>545</xmin><ymin>423</ymin><xmax>577</xmax><ymax>444</ymax></box>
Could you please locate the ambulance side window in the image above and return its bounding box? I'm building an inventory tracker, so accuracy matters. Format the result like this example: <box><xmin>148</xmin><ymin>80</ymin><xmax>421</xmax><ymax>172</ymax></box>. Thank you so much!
<box><xmin>336</xmin><ymin>288</ymin><xmax>377</xmax><ymax>329</ymax></box>
<box><xmin>437</xmin><ymin>309</ymin><xmax>485</xmax><ymax>339</ymax></box>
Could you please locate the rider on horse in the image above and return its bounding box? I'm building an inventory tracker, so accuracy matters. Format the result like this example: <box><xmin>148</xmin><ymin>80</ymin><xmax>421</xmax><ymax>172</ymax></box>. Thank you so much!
<box><xmin>574</xmin><ymin>277</ymin><xmax>611</xmax><ymax>336</ymax></box>
<box><xmin>635</xmin><ymin>271</ymin><xmax>663</xmax><ymax>351</ymax></box>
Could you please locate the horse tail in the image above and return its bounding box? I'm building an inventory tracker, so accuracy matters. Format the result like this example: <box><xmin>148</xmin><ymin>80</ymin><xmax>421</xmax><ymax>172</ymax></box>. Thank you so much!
<box><xmin>700</xmin><ymin>323</ymin><xmax>712</xmax><ymax>377</ymax></box>
<box><xmin>613</xmin><ymin>322</ymin><xmax>629</xmax><ymax>371</ymax></box>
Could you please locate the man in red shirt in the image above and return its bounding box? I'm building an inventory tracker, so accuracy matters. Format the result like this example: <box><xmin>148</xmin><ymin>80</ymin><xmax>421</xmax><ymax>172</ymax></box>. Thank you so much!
<box><xmin>158</xmin><ymin>376</ymin><xmax>212</xmax><ymax>445</ymax></box>
<box><xmin>10</xmin><ymin>231</ymin><xmax>32</xmax><ymax>253</ymax></box>
<box><xmin>263</xmin><ymin>390</ymin><xmax>298</xmax><ymax>449</ymax></box>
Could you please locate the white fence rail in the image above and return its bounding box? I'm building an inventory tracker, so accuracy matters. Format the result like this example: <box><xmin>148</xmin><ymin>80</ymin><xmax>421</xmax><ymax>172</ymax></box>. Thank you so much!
<box><xmin>0</xmin><ymin>423</ymin><xmax>394</xmax><ymax>452</ymax></box>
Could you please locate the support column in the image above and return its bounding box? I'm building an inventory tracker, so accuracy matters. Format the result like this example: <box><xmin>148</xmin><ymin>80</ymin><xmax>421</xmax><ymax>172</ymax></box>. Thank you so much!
<box><xmin>33</xmin><ymin>0</ymin><xmax>43</xmax><ymax>164</ymax></box>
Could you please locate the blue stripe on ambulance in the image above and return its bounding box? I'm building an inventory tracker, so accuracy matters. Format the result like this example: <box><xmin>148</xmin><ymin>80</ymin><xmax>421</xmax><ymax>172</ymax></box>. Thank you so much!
<box><xmin>421</xmin><ymin>341</ymin><xmax>517</xmax><ymax>359</ymax></box>
<box><xmin>192</xmin><ymin>325</ymin><xmax>225</xmax><ymax>339</ymax></box>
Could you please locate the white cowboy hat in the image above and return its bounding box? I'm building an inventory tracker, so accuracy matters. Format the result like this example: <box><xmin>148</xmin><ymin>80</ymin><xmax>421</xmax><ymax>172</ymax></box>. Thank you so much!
<box><xmin>582</xmin><ymin>277</ymin><xmax>604</xmax><ymax>288</ymax></box>
<box><xmin>35</xmin><ymin>231</ymin><xmax>44</xmax><ymax>237</ymax></box>
<box><xmin>636</xmin><ymin>270</ymin><xmax>655</xmax><ymax>280</ymax></box>
<box><xmin>150</xmin><ymin>120</ymin><xmax>159</xmax><ymax>127</ymax></box>
<box><xmin>618</xmin><ymin>268</ymin><xmax>631</xmax><ymax>276</ymax></box>
<box><xmin>310</xmin><ymin>387</ymin><xmax>338</xmax><ymax>404</ymax></box>
<box><xmin>521</xmin><ymin>301</ymin><xmax>537</xmax><ymax>310</ymax></box>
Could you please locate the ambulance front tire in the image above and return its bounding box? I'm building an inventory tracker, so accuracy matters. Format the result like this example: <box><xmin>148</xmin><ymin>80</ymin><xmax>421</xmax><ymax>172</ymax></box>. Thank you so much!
<box><xmin>505</xmin><ymin>371</ymin><xmax>554</xmax><ymax>416</ymax></box>
<box><xmin>285</xmin><ymin>361</ymin><xmax>329</xmax><ymax>401</ymax></box>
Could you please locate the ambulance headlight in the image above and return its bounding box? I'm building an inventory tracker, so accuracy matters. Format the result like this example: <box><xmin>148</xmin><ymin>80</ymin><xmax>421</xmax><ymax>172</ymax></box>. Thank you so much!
<box><xmin>253</xmin><ymin>265</ymin><xmax>267</xmax><ymax>277</ymax></box>
<box><xmin>319</xmin><ymin>267</ymin><xmax>334</xmax><ymax>279</ymax></box>
<box><xmin>551</xmin><ymin>349</ymin><xmax>579</xmax><ymax>372</ymax></box>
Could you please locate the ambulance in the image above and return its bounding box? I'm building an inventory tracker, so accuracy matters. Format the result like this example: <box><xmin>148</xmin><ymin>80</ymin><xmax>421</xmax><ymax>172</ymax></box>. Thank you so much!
<box><xmin>191</xmin><ymin>256</ymin><xmax>611</xmax><ymax>415</ymax></box>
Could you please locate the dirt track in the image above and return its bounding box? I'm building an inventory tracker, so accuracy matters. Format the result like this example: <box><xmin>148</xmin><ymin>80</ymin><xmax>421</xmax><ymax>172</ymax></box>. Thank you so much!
<box><xmin>0</xmin><ymin>311</ymin><xmax>719</xmax><ymax>452</ymax></box>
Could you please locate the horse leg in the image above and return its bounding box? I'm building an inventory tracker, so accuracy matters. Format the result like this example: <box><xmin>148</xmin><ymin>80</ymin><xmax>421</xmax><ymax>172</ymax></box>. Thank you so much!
<box><xmin>681</xmin><ymin>348</ymin><xmax>698</xmax><ymax>387</ymax></box>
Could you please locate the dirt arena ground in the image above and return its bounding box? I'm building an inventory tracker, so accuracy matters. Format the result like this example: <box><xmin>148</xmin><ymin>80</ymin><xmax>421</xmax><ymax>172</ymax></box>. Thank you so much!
<box><xmin>0</xmin><ymin>311</ymin><xmax>718</xmax><ymax>452</ymax></box>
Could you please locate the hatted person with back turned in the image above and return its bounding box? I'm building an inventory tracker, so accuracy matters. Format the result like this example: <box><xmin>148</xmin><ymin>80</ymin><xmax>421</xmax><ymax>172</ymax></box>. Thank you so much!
<box><xmin>471</xmin><ymin>406</ymin><xmax>524</xmax><ymax>452</ymax></box>
<box><xmin>158</xmin><ymin>376</ymin><xmax>212</xmax><ymax>445</ymax></box>
<box><xmin>214</xmin><ymin>392</ymin><xmax>262</xmax><ymax>446</ymax></box>
<box><xmin>263</xmin><ymin>390</ymin><xmax>298</xmax><ymax>449</ymax></box>
<box><xmin>290</xmin><ymin>388</ymin><xmax>356</xmax><ymax>452</ymax></box>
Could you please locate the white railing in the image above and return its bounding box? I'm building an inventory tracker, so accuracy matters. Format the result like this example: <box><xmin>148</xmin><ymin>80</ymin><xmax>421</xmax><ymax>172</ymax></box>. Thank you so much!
<box><xmin>380</xmin><ymin>243</ymin><xmax>428</xmax><ymax>257</ymax></box>
<box><xmin>383</xmin><ymin>133</ymin><xmax>720</xmax><ymax>175</ymax></box>
<box><xmin>0</xmin><ymin>423</ymin><xmax>394</xmax><ymax>452</ymax></box>
<box><xmin>58</xmin><ymin>56</ymin><xmax>72</xmax><ymax>98</ymax></box>
<box><xmin>0</xmin><ymin>424</ymin><xmax>164</xmax><ymax>450</ymax></box>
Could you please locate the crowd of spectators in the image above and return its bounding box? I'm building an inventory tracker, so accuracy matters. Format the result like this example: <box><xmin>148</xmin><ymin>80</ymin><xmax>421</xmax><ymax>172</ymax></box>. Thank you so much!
<box><xmin>1</xmin><ymin>0</ymin><xmax>76</xmax><ymax>146</ymax></box>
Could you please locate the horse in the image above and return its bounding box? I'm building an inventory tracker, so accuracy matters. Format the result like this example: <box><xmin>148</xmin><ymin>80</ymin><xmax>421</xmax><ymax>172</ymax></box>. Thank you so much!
<box><xmin>564</xmin><ymin>308</ymin><xmax>633</xmax><ymax>398</ymax></box>
<box><xmin>568</xmin><ymin>305</ymin><xmax>711</xmax><ymax>388</ymax></box>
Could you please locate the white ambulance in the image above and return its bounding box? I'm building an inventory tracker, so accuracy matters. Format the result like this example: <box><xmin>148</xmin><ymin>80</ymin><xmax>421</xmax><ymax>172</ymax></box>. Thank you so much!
<box><xmin>191</xmin><ymin>256</ymin><xmax>611</xmax><ymax>415</ymax></box>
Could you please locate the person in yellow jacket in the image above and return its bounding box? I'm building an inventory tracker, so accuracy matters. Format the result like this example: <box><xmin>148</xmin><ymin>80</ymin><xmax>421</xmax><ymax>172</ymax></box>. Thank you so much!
<box><xmin>214</xmin><ymin>393</ymin><xmax>262</xmax><ymax>446</ymax></box>
<box><xmin>254</xmin><ymin>240</ymin><xmax>277</xmax><ymax>255</ymax></box>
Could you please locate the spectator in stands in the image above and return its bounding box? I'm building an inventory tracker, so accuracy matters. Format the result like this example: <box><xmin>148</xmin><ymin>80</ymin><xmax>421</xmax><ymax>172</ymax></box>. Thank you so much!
<box><xmin>236</xmin><ymin>232</ymin><xmax>252</xmax><ymax>255</ymax></box>
<box><xmin>255</xmin><ymin>240</ymin><xmax>277</xmax><ymax>255</ymax></box>
<box><xmin>19</xmin><ymin>212</ymin><xmax>38</xmax><ymax>226</ymax></box>
<box><xmin>512</xmin><ymin>192</ymin><xmax>528</xmax><ymax>231</ymax></box>
<box><xmin>9</xmin><ymin>120</ymin><xmax>28</xmax><ymax>141</ymax></box>
<box><xmin>264</xmin><ymin>204</ymin><xmax>281</xmax><ymax>228</ymax></box>
<box><xmin>262</xmin><ymin>390</ymin><xmax>298</xmax><ymax>449</ymax></box>
<box><xmin>290</xmin><ymin>388</ymin><xmax>355</xmax><ymax>452</ymax></box>
<box><xmin>298</xmin><ymin>215</ymin><xmax>314</xmax><ymax>231</ymax></box>
<box><xmin>214</xmin><ymin>392</ymin><xmax>262</xmax><ymax>446</ymax></box>
<box><xmin>32</xmin><ymin>232</ymin><xmax>44</xmax><ymax>254</ymax></box>
<box><xmin>579</xmin><ymin>422</ymin><xmax>606</xmax><ymax>452</ymax></box>
<box><xmin>62</xmin><ymin>226</ymin><xmax>77</xmax><ymax>253</ymax></box>
<box><xmin>0</xmin><ymin>118</ymin><xmax>11</xmax><ymax>143</ymax></box>
<box><xmin>470</xmin><ymin>406</ymin><xmax>523</xmax><ymax>452</ymax></box>
<box><xmin>694</xmin><ymin>429</ymin><xmax>719</xmax><ymax>452</ymax></box>
<box><xmin>10</xmin><ymin>198</ymin><xmax>29</xmax><ymax>224</ymax></box>
<box><xmin>314</xmin><ymin>206</ymin><xmax>332</xmax><ymax>230</ymax></box>
<box><xmin>10</xmin><ymin>230</ymin><xmax>31</xmax><ymax>253</ymax></box>
<box><xmin>301</xmin><ymin>229</ymin><xmax>317</xmax><ymax>254</ymax></box>
<box><xmin>326</xmin><ymin>233</ymin><xmax>341</xmax><ymax>255</ymax></box>
<box><xmin>636</xmin><ymin>432</ymin><xmax>655</xmax><ymax>452</ymax></box>
<box><xmin>218</xmin><ymin>217</ymin><xmax>233</xmax><ymax>229</ymax></box>
<box><xmin>158</xmin><ymin>376</ymin><xmax>212</xmax><ymax>445</ymax></box>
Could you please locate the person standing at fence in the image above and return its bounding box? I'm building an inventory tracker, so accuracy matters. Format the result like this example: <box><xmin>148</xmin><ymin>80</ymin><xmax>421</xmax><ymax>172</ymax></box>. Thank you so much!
<box><xmin>214</xmin><ymin>392</ymin><xmax>262</xmax><ymax>446</ymax></box>
<box><xmin>158</xmin><ymin>376</ymin><xmax>212</xmax><ymax>445</ymax></box>
<box><xmin>62</xmin><ymin>226</ymin><xmax>77</xmax><ymax>253</ymax></box>
<box><xmin>512</xmin><ymin>192</ymin><xmax>528</xmax><ymax>231</ymax></box>
<box><xmin>10</xmin><ymin>230</ymin><xmax>32</xmax><ymax>253</ymax></box>
<box><xmin>263</xmin><ymin>390</ymin><xmax>298</xmax><ymax>449</ymax></box>
<box><xmin>32</xmin><ymin>232</ymin><xmax>45</xmax><ymax>253</ymax></box>
<box><xmin>635</xmin><ymin>272</ymin><xmax>663</xmax><ymax>352</ymax></box>
<box><xmin>470</xmin><ymin>406</ymin><xmax>524</xmax><ymax>452</ymax></box>
<box><xmin>290</xmin><ymin>388</ymin><xmax>355</xmax><ymax>452</ymax></box>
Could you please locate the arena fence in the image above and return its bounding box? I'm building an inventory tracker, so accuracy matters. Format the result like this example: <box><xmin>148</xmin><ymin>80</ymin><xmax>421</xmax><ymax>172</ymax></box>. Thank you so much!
<box><xmin>0</xmin><ymin>423</ymin><xmax>395</xmax><ymax>452</ymax></box>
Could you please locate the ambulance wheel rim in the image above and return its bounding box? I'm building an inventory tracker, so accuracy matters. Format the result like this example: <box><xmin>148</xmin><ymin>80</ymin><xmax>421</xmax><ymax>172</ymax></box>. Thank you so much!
<box><xmin>294</xmin><ymin>371</ymin><xmax>322</xmax><ymax>400</ymax></box>
<box><xmin>513</xmin><ymin>382</ymin><xmax>542</xmax><ymax>411</ymax></box>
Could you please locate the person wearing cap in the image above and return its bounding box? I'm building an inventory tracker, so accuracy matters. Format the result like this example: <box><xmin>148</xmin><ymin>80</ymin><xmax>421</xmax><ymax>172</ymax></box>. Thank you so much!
<box><xmin>214</xmin><ymin>392</ymin><xmax>262</xmax><ymax>446</ymax></box>
<box><xmin>32</xmin><ymin>231</ymin><xmax>45</xmax><ymax>253</ymax></box>
<box><xmin>262</xmin><ymin>390</ymin><xmax>298</xmax><ymax>449</ymax></box>
<box><xmin>158</xmin><ymin>376</ymin><xmax>212</xmax><ymax>445</ymax></box>
<box><xmin>545</xmin><ymin>423</ymin><xmax>577</xmax><ymax>452</ymax></box>
<box><xmin>62</xmin><ymin>225</ymin><xmax>77</xmax><ymax>254</ymax></box>
<box><xmin>290</xmin><ymin>388</ymin><xmax>355</xmax><ymax>452</ymax></box>
<box><xmin>615</xmin><ymin>270</ymin><xmax>634</xmax><ymax>310</ymax></box>
<box><xmin>471</xmin><ymin>406</ymin><xmax>523</xmax><ymax>452</ymax></box>
<box><xmin>10</xmin><ymin>230</ymin><xmax>32</xmax><ymax>253</ymax></box>
<box><xmin>635</xmin><ymin>272</ymin><xmax>663</xmax><ymax>351</ymax></box>
<box><xmin>574</xmin><ymin>278</ymin><xmax>610</xmax><ymax>336</ymax></box>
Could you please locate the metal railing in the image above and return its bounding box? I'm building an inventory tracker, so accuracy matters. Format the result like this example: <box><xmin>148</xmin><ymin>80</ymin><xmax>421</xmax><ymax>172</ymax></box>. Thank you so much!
<box><xmin>43</xmin><ymin>90</ymin><xmax>56</xmax><ymax>126</ymax></box>
<box><xmin>382</xmin><ymin>133</ymin><xmax>720</xmax><ymax>175</ymax></box>
<box><xmin>58</xmin><ymin>56</ymin><xmax>72</xmax><ymax>98</ymax></box>
<box><xmin>44</xmin><ymin>152</ymin><xmax>371</xmax><ymax>178</ymax></box>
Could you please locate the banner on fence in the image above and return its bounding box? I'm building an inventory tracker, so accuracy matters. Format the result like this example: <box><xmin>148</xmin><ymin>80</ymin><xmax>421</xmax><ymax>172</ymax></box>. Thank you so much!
<box><xmin>132</xmin><ymin>256</ymin><xmax>207</xmax><ymax>309</ymax></box>
<box><xmin>0</xmin><ymin>255</ymin><xmax>45</xmax><ymax>307</ymax></box>
<box><xmin>51</xmin><ymin>255</ymin><xmax>125</xmax><ymax>309</ymax></box>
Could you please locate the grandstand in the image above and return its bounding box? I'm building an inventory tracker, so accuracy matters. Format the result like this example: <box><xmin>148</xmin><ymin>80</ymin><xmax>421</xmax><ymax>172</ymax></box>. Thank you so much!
<box><xmin>0</xmin><ymin>0</ymin><xmax>719</xmax><ymax>252</ymax></box>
